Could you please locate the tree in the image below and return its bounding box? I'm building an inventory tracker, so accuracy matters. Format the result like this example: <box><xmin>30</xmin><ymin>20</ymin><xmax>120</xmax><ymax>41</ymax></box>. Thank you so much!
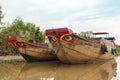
<box><xmin>0</xmin><ymin>6</ymin><xmax>4</xmax><ymax>24</ymax></box>
<box><xmin>0</xmin><ymin>6</ymin><xmax>5</xmax><ymax>32</ymax></box>
<box><xmin>115</xmin><ymin>45</ymin><xmax>120</xmax><ymax>56</ymax></box>
<box><xmin>34</xmin><ymin>27</ymin><xmax>45</xmax><ymax>43</ymax></box>
<box><xmin>80</xmin><ymin>31</ymin><xmax>93</xmax><ymax>38</ymax></box>
<box><xmin>0</xmin><ymin>17</ymin><xmax>45</xmax><ymax>55</ymax></box>
<box><xmin>0</xmin><ymin>18</ymin><xmax>45</xmax><ymax>42</ymax></box>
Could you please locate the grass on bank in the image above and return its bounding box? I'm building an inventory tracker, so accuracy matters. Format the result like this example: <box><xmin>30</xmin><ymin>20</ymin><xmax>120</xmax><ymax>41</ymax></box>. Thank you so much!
<box><xmin>115</xmin><ymin>52</ymin><xmax>120</xmax><ymax>57</ymax></box>
<box><xmin>0</xmin><ymin>60</ymin><xmax>25</xmax><ymax>65</ymax></box>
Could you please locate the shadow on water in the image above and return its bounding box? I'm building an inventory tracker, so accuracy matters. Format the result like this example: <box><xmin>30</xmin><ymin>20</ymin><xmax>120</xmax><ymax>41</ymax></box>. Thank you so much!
<box><xmin>0</xmin><ymin>58</ymin><xmax>117</xmax><ymax>80</ymax></box>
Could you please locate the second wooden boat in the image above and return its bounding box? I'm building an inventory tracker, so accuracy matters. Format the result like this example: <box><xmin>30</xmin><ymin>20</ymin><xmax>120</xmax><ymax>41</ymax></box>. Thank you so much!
<box><xmin>45</xmin><ymin>28</ymin><xmax>116</xmax><ymax>63</ymax></box>
<box><xmin>6</xmin><ymin>37</ymin><xmax>58</xmax><ymax>62</ymax></box>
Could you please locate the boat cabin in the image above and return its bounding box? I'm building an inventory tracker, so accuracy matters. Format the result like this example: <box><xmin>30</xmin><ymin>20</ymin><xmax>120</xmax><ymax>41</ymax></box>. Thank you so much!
<box><xmin>91</xmin><ymin>32</ymin><xmax>115</xmax><ymax>44</ymax></box>
<box><xmin>45</xmin><ymin>28</ymin><xmax>74</xmax><ymax>40</ymax></box>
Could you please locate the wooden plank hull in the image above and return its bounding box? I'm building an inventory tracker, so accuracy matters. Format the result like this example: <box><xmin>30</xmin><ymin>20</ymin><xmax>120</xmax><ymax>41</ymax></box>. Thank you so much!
<box><xmin>19</xmin><ymin>46</ymin><xmax>58</xmax><ymax>61</ymax></box>
<box><xmin>45</xmin><ymin>27</ymin><xmax>116</xmax><ymax>63</ymax></box>
<box><xmin>52</xmin><ymin>38</ymin><xmax>114</xmax><ymax>63</ymax></box>
<box><xmin>6</xmin><ymin>37</ymin><xmax>58</xmax><ymax>61</ymax></box>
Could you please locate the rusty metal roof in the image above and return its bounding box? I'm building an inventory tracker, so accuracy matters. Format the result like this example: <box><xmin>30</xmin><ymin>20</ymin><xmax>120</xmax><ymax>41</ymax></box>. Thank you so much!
<box><xmin>93</xmin><ymin>32</ymin><xmax>109</xmax><ymax>35</ymax></box>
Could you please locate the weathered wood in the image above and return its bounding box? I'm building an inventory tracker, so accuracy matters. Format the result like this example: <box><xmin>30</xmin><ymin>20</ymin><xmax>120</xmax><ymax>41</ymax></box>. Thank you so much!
<box><xmin>6</xmin><ymin>37</ymin><xmax>58</xmax><ymax>62</ymax></box>
<box><xmin>45</xmin><ymin>28</ymin><xmax>116</xmax><ymax>63</ymax></box>
<box><xmin>18</xmin><ymin>46</ymin><xmax>57</xmax><ymax>61</ymax></box>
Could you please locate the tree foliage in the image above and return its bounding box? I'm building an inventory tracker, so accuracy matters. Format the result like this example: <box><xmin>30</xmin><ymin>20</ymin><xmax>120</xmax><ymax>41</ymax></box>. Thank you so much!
<box><xmin>80</xmin><ymin>31</ymin><xmax>93</xmax><ymax>38</ymax></box>
<box><xmin>0</xmin><ymin>18</ymin><xmax>45</xmax><ymax>42</ymax></box>
<box><xmin>0</xmin><ymin>18</ymin><xmax>45</xmax><ymax>55</ymax></box>
<box><xmin>116</xmin><ymin>45</ymin><xmax>120</xmax><ymax>55</ymax></box>
<box><xmin>0</xmin><ymin>6</ymin><xmax>4</xmax><ymax>24</ymax></box>
<box><xmin>0</xmin><ymin>5</ymin><xmax>45</xmax><ymax>56</ymax></box>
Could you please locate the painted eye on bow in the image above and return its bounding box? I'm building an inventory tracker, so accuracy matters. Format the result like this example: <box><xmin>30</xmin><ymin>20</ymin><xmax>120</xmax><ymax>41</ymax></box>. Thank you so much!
<box><xmin>61</xmin><ymin>35</ymin><xmax>76</xmax><ymax>42</ymax></box>
<box><xmin>65</xmin><ymin>35</ymin><xmax>72</xmax><ymax>41</ymax></box>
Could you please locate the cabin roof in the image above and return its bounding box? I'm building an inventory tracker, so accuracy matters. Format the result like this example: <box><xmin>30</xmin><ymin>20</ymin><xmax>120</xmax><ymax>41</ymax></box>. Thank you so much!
<box><xmin>104</xmin><ymin>37</ymin><xmax>115</xmax><ymax>40</ymax></box>
<box><xmin>45</xmin><ymin>27</ymin><xmax>73</xmax><ymax>37</ymax></box>
<box><xmin>93</xmin><ymin>32</ymin><xmax>109</xmax><ymax>35</ymax></box>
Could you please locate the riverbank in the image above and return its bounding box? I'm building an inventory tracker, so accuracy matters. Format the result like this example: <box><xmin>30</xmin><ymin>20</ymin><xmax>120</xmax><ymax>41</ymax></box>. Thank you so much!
<box><xmin>0</xmin><ymin>56</ymin><xmax>24</xmax><ymax>60</ymax></box>
<box><xmin>0</xmin><ymin>56</ymin><xmax>25</xmax><ymax>64</ymax></box>
<box><xmin>0</xmin><ymin>55</ymin><xmax>120</xmax><ymax>61</ymax></box>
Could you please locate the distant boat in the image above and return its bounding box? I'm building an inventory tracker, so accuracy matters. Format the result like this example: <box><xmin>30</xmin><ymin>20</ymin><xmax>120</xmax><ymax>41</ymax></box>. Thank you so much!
<box><xmin>45</xmin><ymin>28</ymin><xmax>116</xmax><ymax>63</ymax></box>
<box><xmin>6</xmin><ymin>37</ymin><xmax>58</xmax><ymax>62</ymax></box>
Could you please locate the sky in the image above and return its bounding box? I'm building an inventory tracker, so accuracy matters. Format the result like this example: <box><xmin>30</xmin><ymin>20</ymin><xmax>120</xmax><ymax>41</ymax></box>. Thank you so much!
<box><xmin>1</xmin><ymin>0</ymin><xmax>120</xmax><ymax>44</ymax></box>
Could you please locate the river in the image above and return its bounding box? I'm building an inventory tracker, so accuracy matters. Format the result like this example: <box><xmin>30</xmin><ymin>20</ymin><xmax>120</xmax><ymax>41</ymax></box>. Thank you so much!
<box><xmin>0</xmin><ymin>57</ymin><xmax>120</xmax><ymax>80</ymax></box>
<box><xmin>111</xmin><ymin>56</ymin><xmax>120</xmax><ymax>80</ymax></box>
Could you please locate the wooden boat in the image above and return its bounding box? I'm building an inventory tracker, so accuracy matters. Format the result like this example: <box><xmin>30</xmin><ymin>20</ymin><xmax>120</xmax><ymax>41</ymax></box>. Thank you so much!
<box><xmin>45</xmin><ymin>28</ymin><xmax>116</xmax><ymax>63</ymax></box>
<box><xmin>6</xmin><ymin>37</ymin><xmax>58</xmax><ymax>62</ymax></box>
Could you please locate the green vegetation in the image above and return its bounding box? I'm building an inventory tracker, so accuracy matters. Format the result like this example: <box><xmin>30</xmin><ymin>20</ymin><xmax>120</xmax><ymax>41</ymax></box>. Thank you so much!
<box><xmin>0</xmin><ymin>18</ymin><xmax>45</xmax><ymax>42</ymax></box>
<box><xmin>0</xmin><ymin>60</ymin><xmax>25</xmax><ymax>65</ymax></box>
<box><xmin>80</xmin><ymin>31</ymin><xmax>93</xmax><ymax>38</ymax></box>
<box><xmin>0</xmin><ymin>6</ymin><xmax>4</xmax><ymax>24</ymax></box>
<box><xmin>0</xmin><ymin>5</ymin><xmax>45</xmax><ymax>56</ymax></box>
<box><xmin>115</xmin><ymin>45</ymin><xmax>120</xmax><ymax>56</ymax></box>
<box><xmin>0</xmin><ymin>18</ymin><xmax>45</xmax><ymax>55</ymax></box>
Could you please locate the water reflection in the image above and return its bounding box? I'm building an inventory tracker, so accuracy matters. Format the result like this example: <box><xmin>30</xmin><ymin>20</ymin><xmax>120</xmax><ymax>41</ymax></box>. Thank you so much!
<box><xmin>18</xmin><ymin>59</ymin><xmax>117</xmax><ymax>80</ymax></box>
<box><xmin>18</xmin><ymin>61</ymin><xmax>60</xmax><ymax>80</ymax></box>
<box><xmin>0</xmin><ymin>61</ymin><xmax>25</xmax><ymax>80</ymax></box>
<box><xmin>0</xmin><ymin>59</ymin><xmax>117</xmax><ymax>80</ymax></box>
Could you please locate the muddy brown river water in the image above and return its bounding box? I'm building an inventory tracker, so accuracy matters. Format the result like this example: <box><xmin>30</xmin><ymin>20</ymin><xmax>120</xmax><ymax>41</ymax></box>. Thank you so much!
<box><xmin>0</xmin><ymin>57</ymin><xmax>120</xmax><ymax>80</ymax></box>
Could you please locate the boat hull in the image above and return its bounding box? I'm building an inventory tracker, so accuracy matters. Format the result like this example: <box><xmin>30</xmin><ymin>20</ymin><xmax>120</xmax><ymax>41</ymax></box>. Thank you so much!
<box><xmin>52</xmin><ymin>39</ymin><xmax>114</xmax><ymax>63</ymax></box>
<box><xmin>19</xmin><ymin>46</ymin><xmax>58</xmax><ymax>62</ymax></box>
<box><xmin>45</xmin><ymin>27</ymin><xmax>116</xmax><ymax>63</ymax></box>
<box><xmin>6</xmin><ymin>37</ymin><xmax>58</xmax><ymax>62</ymax></box>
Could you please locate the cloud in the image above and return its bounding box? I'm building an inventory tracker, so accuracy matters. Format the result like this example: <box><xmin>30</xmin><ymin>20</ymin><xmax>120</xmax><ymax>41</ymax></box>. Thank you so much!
<box><xmin>1</xmin><ymin>0</ymin><xmax>120</xmax><ymax>44</ymax></box>
<box><xmin>72</xmin><ymin>16</ymin><xmax>120</xmax><ymax>44</ymax></box>
<box><xmin>28</xmin><ymin>0</ymin><xmax>103</xmax><ymax>9</ymax></box>
<box><xmin>1</xmin><ymin>0</ymin><xmax>103</xmax><ymax>23</ymax></box>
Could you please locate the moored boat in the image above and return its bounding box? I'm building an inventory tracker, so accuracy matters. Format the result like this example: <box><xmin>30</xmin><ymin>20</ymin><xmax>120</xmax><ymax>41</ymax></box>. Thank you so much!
<box><xmin>6</xmin><ymin>37</ymin><xmax>58</xmax><ymax>62</ymax></box>
<box><xmin>45</xmin><ymin>28</ymin><xmax>116</xmax><ymax>63</ymax></box>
